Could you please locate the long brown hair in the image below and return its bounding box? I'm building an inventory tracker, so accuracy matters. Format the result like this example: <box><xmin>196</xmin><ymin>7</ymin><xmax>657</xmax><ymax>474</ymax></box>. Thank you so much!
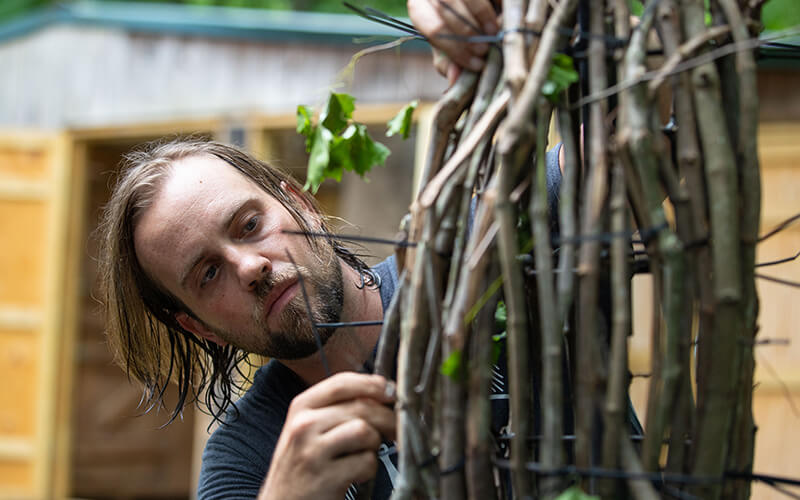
<box><xmin>97</xmin><ymin>138</ymin><xmax>375</xmax><ymax>424</ymax></box>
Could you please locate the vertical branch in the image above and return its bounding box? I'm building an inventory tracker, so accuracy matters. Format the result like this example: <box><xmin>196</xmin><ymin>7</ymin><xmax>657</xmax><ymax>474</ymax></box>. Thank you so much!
<box><xmin>525</xmin><ymin>0</ymin><xmax>550</xmax><ymax>64</ymax></box>
<box><xmin>504</xmin><ymin>0</ymin><xmax>529</xmax><ymax>94</ymax></box>
<box><xmin>394</xmin><ymin>216</ymin><xmax>437</xmax><ymax>499</ymax></box>
<box><xmin>655</xmin><ymin>0</ymin><xmax>701</xmax><ymax>479</ymax></box>
<box><xmin>493</xmin><ymin>152</ymin><xmax>534</xmax><ymax>499</ymax></box>
<box><xmin>556</xmin><ymin>106</ymin><xmax>579</xmax><ymax>328</ymax></box>
<box><xmin>444</xmin><ymin>181</ymin><xmax>501</xmax><ymax>499</ymax></box>
<box><xmin>575</xmin><ymin>0</ymin><xmax>608</xmax><ymax>478</ymax></box>
<box><xmin>530</xmin><ymin>103</ymin><xmax>563</xmax><ymax>499</ymax></box>
<box><xmin>466</xmin><ymin>262</ymin><xmax>501</xmax><ymax>500</ymax></box>
<box><xmin>619</xmin><ymin>0</ymin><xmax>686</xmax><ymax>474</ymax></box>
<box><xmin>600</xmin><ymin>154</ymin><xmax>629</xmax><ymax>497</ymax></box>
<box><xmin>681</xmin><ymin>1</ymin><xmax>745</xmax><ymax>497</ymax></box>
<box><xmin>716</xmin><ymin>2</ymin><xmax>761</xmax><ymax>499</ymax></box>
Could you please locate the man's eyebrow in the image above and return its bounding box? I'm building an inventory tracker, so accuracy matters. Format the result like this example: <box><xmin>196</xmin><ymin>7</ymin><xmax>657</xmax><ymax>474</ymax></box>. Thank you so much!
<box><xmin>177</xmin><ymin>198</ymin><xmax>256</xmax><ymax>290</ymax></box>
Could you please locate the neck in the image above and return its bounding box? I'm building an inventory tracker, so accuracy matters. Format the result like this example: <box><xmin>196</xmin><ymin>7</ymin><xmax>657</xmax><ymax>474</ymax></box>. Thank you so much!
<box><xmin>281</xmin><ymin>261</ymin><xmax>384</xmax><ymax>385</ymax></box>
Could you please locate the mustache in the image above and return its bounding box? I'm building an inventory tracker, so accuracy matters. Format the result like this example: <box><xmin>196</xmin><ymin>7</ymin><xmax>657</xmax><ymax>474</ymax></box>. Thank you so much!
<box><xmin>253</xmin><ymin>267</ymin><xmax>310</xmax><ymax>299</ymax></box>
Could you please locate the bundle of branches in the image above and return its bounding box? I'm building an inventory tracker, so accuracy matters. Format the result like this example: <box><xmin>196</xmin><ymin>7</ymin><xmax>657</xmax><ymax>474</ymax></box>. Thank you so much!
<box><xmin>373</xmin><ymin>0</ymin><xmax>764</xmax><ymax>499</ymax></box>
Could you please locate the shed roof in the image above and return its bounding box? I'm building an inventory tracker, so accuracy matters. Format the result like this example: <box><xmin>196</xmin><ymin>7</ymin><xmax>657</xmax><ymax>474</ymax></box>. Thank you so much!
<box><xmin>0</xmin><ymin>0</ymin><xmax>426</xmax><ymax>48</ymax></box>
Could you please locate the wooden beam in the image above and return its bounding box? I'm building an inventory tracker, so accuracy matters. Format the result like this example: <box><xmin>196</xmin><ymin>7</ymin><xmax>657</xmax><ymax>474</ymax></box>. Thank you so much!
<box><xmin>0</xmin><ymin>437</ymin><xmax>34</xmax><ymax>460</ymax></box>
<box><xmin>0</xmin><ymin>308</ymin><xmax>42</xmax><ymax>331</ymax></box>
<box><xmin>0</xmin><ymin>180</ymin><xmax>49</xmax><ymax>201</ymax></box>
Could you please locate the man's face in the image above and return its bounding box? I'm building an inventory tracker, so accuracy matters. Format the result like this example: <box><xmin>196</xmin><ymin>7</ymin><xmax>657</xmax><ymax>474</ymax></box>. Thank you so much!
<box><xmin>133</xmin><ymin>154</ymin><xmax>343</xmax><ymax>359</ymax></box>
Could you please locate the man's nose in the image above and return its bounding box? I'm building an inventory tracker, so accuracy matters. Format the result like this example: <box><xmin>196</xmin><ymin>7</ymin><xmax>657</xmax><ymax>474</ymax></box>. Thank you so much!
<box><xmin>235</xmin><ymin>251</ymin><xmax>271</xmax><ymax>290</ymax></box>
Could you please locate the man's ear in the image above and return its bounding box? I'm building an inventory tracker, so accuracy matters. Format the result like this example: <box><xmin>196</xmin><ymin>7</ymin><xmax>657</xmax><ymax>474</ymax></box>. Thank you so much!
<box><xmin>175</xmin><ymin>311</ymin><xmax>228</xmax><ymax>347</ymax></box>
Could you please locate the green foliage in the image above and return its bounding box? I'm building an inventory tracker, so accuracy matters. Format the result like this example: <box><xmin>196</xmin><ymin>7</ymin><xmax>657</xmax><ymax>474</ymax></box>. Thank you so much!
<box><xmin>297</xmin><ymin>92</ymin><xmax>391</xmax><ymax>193</ymax></box>
<box><xmin>494</xmin><ymin>300</ymin><xmax>507</xmax><ymax>329</ymax></box>
<box><xmin>763</xmin><ymin>0</ymin><xmax>800</xmax><ymax>32</ymax></box>
<box><xmin>492</xmin><ymin>301</ymin><xmax>507</xmax><ymax>364</ymax></box>
<box><xmin>0</xmin><ymin>0</ymin><xmax>52</xmax><ymax>23</ymax></box>
<box><xmin>628</xmin><ymin>0</ymin><xmax>644</xmax><ymax>16</ymax></box>
<box><xmin>440</xmin><ymin>349</ymin><xmax>463</xmax><ymax>380</ymax></box>
<box><xmin>298</xmin><ymin>94</ymin><xmax>417</xmax><ymax>194</ymax></box>
<box><xmin>542</xmin><ymin>54</ymin><xmax>579</xmax><ymax>104</ymax></box>
<box><xmin>386</xmin><ymin>100</ymin><xmax>418</xmax><ymax>139</ymax></box>
<box><xmin>555</xmin><ymin>486</ymin><xmax>600</xmax><ymax>500</ymax></box>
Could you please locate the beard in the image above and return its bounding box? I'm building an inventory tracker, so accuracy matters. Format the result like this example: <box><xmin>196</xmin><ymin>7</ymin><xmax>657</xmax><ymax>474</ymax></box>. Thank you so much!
<box><xmin>202</xmin><ymin>246</ymin><xmax>345</xmax><ymax>360</ymax></box>
<box><xmin>251</xmin><ymin>258</ymin><xmax>344</xmax><ymax>359</ymax></box>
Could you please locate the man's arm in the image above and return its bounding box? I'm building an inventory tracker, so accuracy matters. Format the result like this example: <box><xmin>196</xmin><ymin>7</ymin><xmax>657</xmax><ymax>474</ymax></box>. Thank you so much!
<box><xmin>257</xmin><ymin>372</ymin><xmax>396</xmax><ymax>500</ymax></box>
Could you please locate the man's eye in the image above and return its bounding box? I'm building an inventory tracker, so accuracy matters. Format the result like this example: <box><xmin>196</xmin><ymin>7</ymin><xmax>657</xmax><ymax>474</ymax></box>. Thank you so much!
<box><xmin>243</xmin><ymin>216</ymin><xmax>259</xmax><ymax>233</ymax></box>
<box><xmin>201</xmin><ymin>265</ymin><xmax>218</xmax><ymax>286</ymax></box>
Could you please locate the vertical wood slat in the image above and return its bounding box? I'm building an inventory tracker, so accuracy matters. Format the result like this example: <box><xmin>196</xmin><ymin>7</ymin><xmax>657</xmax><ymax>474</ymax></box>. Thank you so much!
<box><xmin>0</xmin><ymin>131</ymin><xmax>72</xmax><ymax>499</ymax></box>
<box><xmin>51</xmin><ymin>141</ymin><xmax>87</xmax><ymax>499</ymax></box>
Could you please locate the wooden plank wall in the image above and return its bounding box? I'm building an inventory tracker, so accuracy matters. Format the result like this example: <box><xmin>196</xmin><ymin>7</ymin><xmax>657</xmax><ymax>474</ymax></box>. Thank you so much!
<box><xmin>0</xmin><ymin>132</ymin><xmax>70</xmax><ymax>499</ymax></box>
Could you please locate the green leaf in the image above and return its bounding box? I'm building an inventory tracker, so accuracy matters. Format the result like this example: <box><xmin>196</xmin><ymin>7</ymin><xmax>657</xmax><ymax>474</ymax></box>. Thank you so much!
<box><xmin>543</xmin><ymin>54</ymin><xmax>579</xmax><ymax>103</ymax></box>
<box><xmin>352</xmin><ymin>124</ymin><xmax>390</xmax><ymax>176</ymax></box>
<box><xmin>763</xmin><ymin>0</ymin><xmax>800</xmax><ymax>31</ymax></box>
<box><xmin>440</xmin><ymin>349</ymin><xmax>463</xmax><ymax>380</ymax></box>
<box><xmin>494</xmin><ymin>301</ymin><xmax>507</xmax><ymax>330</ymax></box>
<box><xmin>296</xmin><ymin>105</ymin><xmax>316</xmax><ymax>152</ymax></box>
<box><xmin>628</xmin><ymin>0</ymin><xmax>644</xmax><ymax>16</ymax></box>
<box><xmin>297</xmin><ymin>92</ymin><xmax>391</xmax><ymax>190</ymax></box>
<box><xmin>555</xmin><ymin>486</ymin><xmax>600</xmax><ymax>500</ymax></box>
<box><xmin>320</xmin><ymin>92</ymin><xmax>356</xmax><ymax>135</ymax></box>
<box><xmin>303</xmin><ymin>126</ymin><xmax>334</xmax><ymax>194</ymax></box>
<box><xmin>296</xmin><ymin>105</ymin><xmax>313</xmax><ymax>136</ymax></box>
<box><xmin>386</xmin><ymin>100</ymin><xmax>418</xmax><ymax>139</ymax></box>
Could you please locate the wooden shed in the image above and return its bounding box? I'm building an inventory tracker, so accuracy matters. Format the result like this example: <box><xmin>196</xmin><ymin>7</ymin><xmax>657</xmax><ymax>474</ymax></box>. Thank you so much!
<box><xmin>0</xmin><ymin>2</ymin><xmax>798</xmax><ymax>499</ymax></box>
<box><xmin>0</xmin><ymin>2</ymin><xmax>443</xmax><ymax>498</ymax></box>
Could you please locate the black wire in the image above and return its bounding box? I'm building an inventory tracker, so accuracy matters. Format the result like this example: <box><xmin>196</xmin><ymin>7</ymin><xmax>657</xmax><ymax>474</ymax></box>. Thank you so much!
<box><xmin>756</xmin><ymin>274</ymin><xmax>800</xmax><ymax>289</ymax></box>
<box><xmin>364</xmin><ymin>6</ymin><xmax>418</xmax><ymax>32</ymax></box>
<box><xmin>342</xmin><ymin>2</ymin><xmax>424</xmax><ymax>38</ymax></box>
<box><xmin>727</xmin><ymin>470</ymin><xmax>800</xmax><ymax>489</ymax></box>
<box><xmin>756</xmin><ymin>250</ymin><xmax>800</xmax><ymax>268</ymax></box>
<box><xmin>282</xmin><ymin>229</ymin><xmax>417</xmax><ymax>248</ymax></box>
<box><xmin>759</xmin><ymin>212</ymin><xmax>800</xmax><ymax>243</ymax></box>
<box><xmin>315</xmin><ymin>320</ymin><xmax>384</xmax><ymax>328</ymax></box>
<box><xmin>491</xmin><ymin>458</ymin><xmax>720</xmax><ymax>485</ymax></box>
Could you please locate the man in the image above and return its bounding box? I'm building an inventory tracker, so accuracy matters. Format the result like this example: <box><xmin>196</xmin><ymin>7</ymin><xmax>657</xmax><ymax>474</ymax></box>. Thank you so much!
<box><xmin>97</xmin><ymin>1</ymin><xmax>559</xmax><ymax>498</ymax></box>
<box><xmin>99</xmin><ymin>131</ymin><xmax>564</xmax><ymax>498</ymax></box>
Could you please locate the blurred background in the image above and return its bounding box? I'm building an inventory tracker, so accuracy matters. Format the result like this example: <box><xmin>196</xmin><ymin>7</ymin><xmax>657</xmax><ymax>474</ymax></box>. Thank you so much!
<box><xmin>0</xmin><ymin>0</ymin><xmax>797</xmax><ymax>498</ymax></box>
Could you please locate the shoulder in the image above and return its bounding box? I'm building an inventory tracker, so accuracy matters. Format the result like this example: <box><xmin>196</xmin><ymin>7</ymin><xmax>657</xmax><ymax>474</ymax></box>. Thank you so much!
<box><xmin>372</xmin><ymin>255</ymin><xmax>398</xmax><ymax>311</ymax></box>
<box><xmin>197</xmin><ymin>360</ymin><xmax>306</xmax><ymax>499</ymax></box>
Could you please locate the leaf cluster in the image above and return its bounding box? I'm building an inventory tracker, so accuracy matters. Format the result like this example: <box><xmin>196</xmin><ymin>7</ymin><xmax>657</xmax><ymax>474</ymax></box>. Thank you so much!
<box><xmin>542</xmin><ymin>54</ymin><xmax>579</xmax><ymax>104</ymax></box>
<box><xmin>297</xmin><ymin>93</ymin><xmax>416</xmax><ymax>193</ymax></box>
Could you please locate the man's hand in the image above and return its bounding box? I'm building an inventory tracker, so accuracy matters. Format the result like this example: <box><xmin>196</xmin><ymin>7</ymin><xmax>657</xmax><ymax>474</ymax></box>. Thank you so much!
<box><xmin>257</xmin><ymin>373</ymin><xmax>396</xmax><ymax>500</ymax></box>
<box><xmin>408</xmin><ymin>0</ymin><xmax>500</xmax><ymax>82</ymax></box>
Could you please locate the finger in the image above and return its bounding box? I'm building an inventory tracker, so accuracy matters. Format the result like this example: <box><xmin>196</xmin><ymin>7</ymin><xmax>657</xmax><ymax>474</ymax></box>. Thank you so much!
<box><xmin>292</xmin><ymin>372</ymin><xmax>395</xmax><ymax>410</ymax></box>
<box><xmin>433</xmin><ymin>0</ymin><xmax>490</xmax><ymax>56</ymax></box>
<box><xmin>319</xmin><ymin>418</ymin><xmax>382</xmax><ymax>459</ymax></box>
<box><xmin>446</xmin><ymin>62</ymin><xmax>462</xmax><ymax>86</ymax></box>
<box><xmin>310</xmin><ymin>399</ymin><xmax>397</xmax><ymax>440</ymax></box>
<box><xmin>461</xmin><ymin>0</ymin><xmax>500</xmax><ymax>35</ymax></box>
<box><xmin>328</xmin><ymin>450</ymin><xmax>380</xmax><ymax>486</ymax></box>
<box><xmin>432</xmin><ymin>49</ymin><xmax>450</xmax><ymax>77</ymax></box>
<box><xmin>409</xmin><ymin>0</ymin><xmax>487</xmax><ymax>69</ymax></box>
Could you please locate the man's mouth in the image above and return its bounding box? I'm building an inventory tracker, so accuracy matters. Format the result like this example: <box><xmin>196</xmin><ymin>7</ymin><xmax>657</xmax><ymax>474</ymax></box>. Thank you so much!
<box><xmin>264</xmin><ymin>280</ymin><xmax>300</xmax><ymax>319</ymax></box>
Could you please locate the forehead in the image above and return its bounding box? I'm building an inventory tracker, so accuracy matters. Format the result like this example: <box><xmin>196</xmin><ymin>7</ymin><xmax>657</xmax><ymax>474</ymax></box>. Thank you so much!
<box><xmin>132</xmin><ymin>154</ymin><xmax>274</xmax><ymax>290</ymax></box>
<box><xmin>156</xmin><ymin>153</ymin><xmax>262</xmax><ymax>201</ymax></box>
